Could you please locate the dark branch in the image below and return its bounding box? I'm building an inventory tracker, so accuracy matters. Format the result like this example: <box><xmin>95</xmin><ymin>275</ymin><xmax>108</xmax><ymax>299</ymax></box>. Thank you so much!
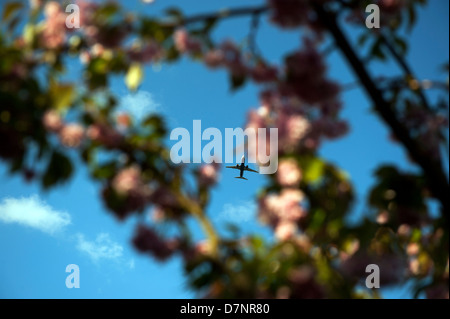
<box><xmin>379</xmin><ymin>33</ymin><xmax>432</xmax><ymax>110</ymax></box>
<box><xmin>312</xmin><ymin>3</ymin><xmax>450</xmax><ymax>224</ymax></box>
<box><xmin>165</xmin><ymin>5</ymin><xmax>269</xmax><ymax>27</ymax></box>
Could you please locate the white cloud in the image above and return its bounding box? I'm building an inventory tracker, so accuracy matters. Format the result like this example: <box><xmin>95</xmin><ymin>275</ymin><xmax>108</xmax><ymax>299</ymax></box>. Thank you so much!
<box><xmin>128</xmin><ymin>258</ymin><xmax>135</xmax><ymax>270</ymax></box>
<box><xmin>75</xmin><ymin>233</ymin><xmax>123</xmax><ymax>262</ymax></box>
<box><xmin>216</xmin><ymin>201</ymin><xmax>256</xmax><ymax>223</ymax></box>
<box><xmin>0</xmin><ymin>195</ymin><xmax>71</xmax><ymax>235</ymax></box>
<box><xmin>118</xmin><ymin>90</ymin><xmax>160</xmax><ymax>121</ymax></box>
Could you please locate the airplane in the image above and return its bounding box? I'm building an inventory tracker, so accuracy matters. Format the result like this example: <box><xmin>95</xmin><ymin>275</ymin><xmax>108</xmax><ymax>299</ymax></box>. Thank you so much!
<box><xmin>226</xmin><ymin>155</ymin><xmax>259</xmax><ymax>180</ymax></box>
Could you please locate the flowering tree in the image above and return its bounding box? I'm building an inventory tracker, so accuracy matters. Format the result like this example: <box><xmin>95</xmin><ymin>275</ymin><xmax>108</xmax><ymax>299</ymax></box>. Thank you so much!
<box><xmin>0</xmin><ymin>0</ymin><xmax>448</xmax><ymax>298</ymax></box>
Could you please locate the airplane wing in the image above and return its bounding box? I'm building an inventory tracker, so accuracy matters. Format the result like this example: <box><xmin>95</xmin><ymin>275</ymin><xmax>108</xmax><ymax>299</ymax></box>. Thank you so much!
<box><xmin>226</xmin><ymin>165</ymin><xmax>240</xmax><ymax>170</ymax></box>
<box><xmin>244</xmin><ymin>167</ymin><xmax>259</xmax><ymax>173</ymax></box>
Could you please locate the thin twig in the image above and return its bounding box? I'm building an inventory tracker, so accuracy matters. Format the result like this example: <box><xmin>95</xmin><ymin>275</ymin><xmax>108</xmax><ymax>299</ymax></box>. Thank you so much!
<box><xmin>163</xmin><ymin>5</ymin><xmax>269</xmax><ymax>27</ymax></box>
<box><xmin>379</xmin><ymin>33</ymin><xmax>432</xmax><ymax>110</ymax></box>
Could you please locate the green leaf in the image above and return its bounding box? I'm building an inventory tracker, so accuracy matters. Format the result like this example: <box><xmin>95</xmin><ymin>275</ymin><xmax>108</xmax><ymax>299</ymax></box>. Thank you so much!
<box><xmin>203</xmin><ymin>17</ymin><xmax>218</xmax><ymax>33</ymax></box>
<box><xmin>393</xmin><ymin>36</ymin><xmax>408</xmax><ymax>55</ymax></box>
<box><xmin>49</xmin><ymin>83</ymin><xmax>75</xmax><ymax>112</ymax></box>
<box><xmin>357</xmin><ymin>32</ymin><xmax>370</xmax><ymax>47</ymax></box>
<box><xmin>42</xmin><ymin>151</ymin><xmax>73</xmax><ymax>189</ymax></box>
<box><xmin>92</xmin><ymin>161</ymin><xmax>117</xmax><ymax>179</ymax></box>
<box><xmin>302</xmin><ymin>157</ymin><xmax>325</xmax><ymax>184</ymax></box>
<box><xmin>125</xmin><ymin>63</ymin><xmax>143</xmax><ymax>91</ymax></box>
<box><xmin>2</xmin><ymin>2</ymin><xmax>23</xmax><ymax>22</ymax></box>
<box><xmin>230</xmin><ymin>74</ymin><xmax>246</xmax><ymax>91</ymax></box>
<box><xmin>23</xmin><ymin>24</ymin><xmax>35</xmax><ymax>45</ymax></box>
<box><xmin>407</xmin><ymin>5</ymin><xmax>416</xmax><ymax>32</ymax></box>
<box><xmin>165</xmin><ymin>7</ymin><xmax>184</xmax><ymax>21</ymax></box>
<box><xmin>370</xmin><ymin>39</ymin><xmax>386</xmax><ymax>61</ymax></box>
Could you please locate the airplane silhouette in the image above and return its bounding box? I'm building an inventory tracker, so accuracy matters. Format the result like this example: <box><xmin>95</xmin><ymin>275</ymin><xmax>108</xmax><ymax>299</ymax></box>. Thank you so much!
<box><xmin>226</xmin><ymin>155</ymin><xmax>259</xmax><ymax>180</ymax></box>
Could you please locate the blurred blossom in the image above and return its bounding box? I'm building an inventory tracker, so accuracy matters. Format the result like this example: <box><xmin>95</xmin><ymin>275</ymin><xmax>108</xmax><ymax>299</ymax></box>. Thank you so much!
<box><xmin>79</xmin><ymin>50</ymin><xmax>91</xmax><ymax>64</ymax></box>
<box><xmin>132</xmin><ymin>224</ymin><xmax>178</xmax><ymax>261</ymax></box>
<box><xmin>288</xmin><ymin>266</ymin><xmax>325</xmax><ymax>299</ymax></box>
<box><xmin>378</xmin><ymin>0</ymin><xmax>406</xmax><ymax>14</ymax></box>
<box><xmin>259</xmin><ymin>188</ymin><xmax>307</xmax><ymax>238</ymax></box>
<box><xmin>29</xmin><ymin>0</ymin><xmax>43</xmax><ymax>9</ymax></box>
<box><xmin>150</xmin><ymin>187</ymin><xmax>180</xmax><ymax>212</ymax></box>
<box><xmin>127</xmin><ymin>41</ymin><xmax>162</xmax><ymax>63</ymax></box>
<box><xmin>151</xmin><ymin>205</ymin><xmax>165</xmax><ymax>222</ymax></box>
<box><xmin>397</xmin><ymin>224</ymin><xmax>412</xmax><ymax>237</ymax></box>
<box><xmin>40</xmin><ymin>1</ymin><xmax>68</xmax><ymax>49</ymax></box>
<box><xmin>77</xmin><ymin>0</ymin><xmax>99</xmax><ymax>27</ymax></box>
<box><xmin>275</xmin><ymin>220</ymin><xmax>297</xmax><ymax>241</ymax></box>
<box><xmin>249</xmin><ymin>63</ymin><xmax>278</xmax><ymax>83</ymax></box>
<box><xmin>59</xmin><ymin>123</ymin><xmax>84</xmax><ymax>148</ymax></box>
<box><xmin>174</xmin><ymin>29</ymin><xmax>202</xmax><ymax>54</ymax></box>
<box><xmin>90</xmin><ymin>43</ymin><xmax>105</xmax><ymax>57</ymax></box>
<box><xmin>112</xmin><ymin>166</ymin><xmax>150</xmax><ymax>198</ymax></box>
<box><xmin>277</xmin><ymin>158</ymin><xmax>302</xmax><ymax>187</ymax></box>
<box><xmin>203</xmin><ymin>49</ymin><xmax>225</xmax><ymax>68</ymax></box>
<box><xmin>277</xmin><ymin>112</ymin><xmax>310</xmax><ymax>152</ymax></box>
<box><xmin>425</xmin><ymin>284</ymin><xmax>449</xmax><ymax>299</ymax></box>
<box><xmin>406</xmin><ymin>243</ymin><xmax>420</xmax><ymax>256</ymax></box>
<box><xmin>198</xmin><ymin>162</ymin><xmax>220</xmax><ymax>187</ymax></box>
<box><xmin>219</xmin><ymin>40</ymin><xmax>246</xmax><ymax>77</ymax></box>
<box><xmin>116</xmin><ymin>113</ymin><xmax>132</xmax><ymax>129</ymax></box>
<box><xmin>268</xmin><ymin>0</ymin><xmax>310</xmax><ymax>29</ymax></box>
<box><xmin>341</xmin><ymin>252</ymin><xmax>408</xmax><ymax>286</ymax></box>
<box><xmin>87</xmin><ymin>123</ymin><xmax>123</xmax><ymax>148</ymax></box>
<box><xmin>42</xmin><ymin>110</ymin><xmax>63</xmax><ymax>133</ymax></box>
<box><xmin>376</xmin><ymin>210</ymin><xmax>389</xmax><ymax>224</ymax></box>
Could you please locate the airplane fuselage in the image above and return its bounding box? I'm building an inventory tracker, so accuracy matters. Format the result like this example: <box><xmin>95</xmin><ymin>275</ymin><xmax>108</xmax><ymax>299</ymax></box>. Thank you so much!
<box><xmin>226</xmin><ymin>155</ymin><xmax>258</xmax><ymax>180</ymax></box>
<box><xmin>239</xmin><ymin>163</ymin><xmax>245</xmax><ymax>177</ymax></box>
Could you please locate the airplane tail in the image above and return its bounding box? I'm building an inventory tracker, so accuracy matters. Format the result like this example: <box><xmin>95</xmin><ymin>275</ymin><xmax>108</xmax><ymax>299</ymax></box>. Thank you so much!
<box><xmin>235</xmin><ymin>176</ymin><xmax>248</xmax><ymax>180</ymax></box>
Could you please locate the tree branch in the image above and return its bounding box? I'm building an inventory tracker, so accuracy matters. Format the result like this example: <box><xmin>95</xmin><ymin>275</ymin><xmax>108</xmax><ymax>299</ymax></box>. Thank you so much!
<box><xmin>164</xmin><ymin>5</ymin><xmax>269</xmax><ymax>27</ymax></box>
<box><xmin>379</xmin><ymin>33</ymin><xmax>432</xmax><ymax>110</ymax></box>
<box><xmin>312</xmin><ymin>3</ymin><xmax>450</xmax><ymax>224</ymax></box>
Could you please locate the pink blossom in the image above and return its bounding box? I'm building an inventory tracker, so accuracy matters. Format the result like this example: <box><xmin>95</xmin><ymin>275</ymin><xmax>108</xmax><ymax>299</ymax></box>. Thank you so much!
<box><xmin>59</xmin><ymin>123</ymin><xmax>84</xmax><ymax>148</ymax></box>
<box><xmin>151</xmin><ymin>205</ymin><xmax>165</xmax><ymax>222</ymax></box>
<box><xmin>406</xmin><ymin>243</ymin><xmax>420</xmax><ymax>256</ymax></box>
<box><xmin>40</xmin><ymin>1</ymin><xmax>68</xmax><ymax>49</ymax></box>
<box><xmin>288</xmin><ymin>266</ymin><xmax>325</xmax><ymax>298</ymax></box>
<box><xmin>79</xmin><ymin>51</ymin><xmax>91</xmax><ymax>64</ymax></box>
<box><xmin>275</xmin><ymin>220</ymin><xmax>297</xmax><ymax>241</ymax></box>
<box><xmin>87</xmin><ymin>123</ymin><xmax>122</xmax><ymax>148</ymax></box>
<box><xmin>174</xmin><ymin>29</ymin><xmax>202</xmax><ymax>54</ymax></box>
<box><xmin>198</xmin><ymin>163</ymin><xmax>220</xmax><ymax>187</ymax></box>
<box><xmin>425</xmin><ymin>284</ymin><xmax>449</xmax><ymax>299</ymax></box>
<box><xmin>268</xmin><ymin>0</ymin><xmax>310</xmax><ymax>29</ymax></box>
<box><xmin>42</xmin><ymin>110</ymin><xmax>63</xmax><ymax>133</ymax></box>
<box><xmin>112</xmin><ymin>166</ymin><xmax>150</xmax><ymax>199</ymax></box>
<box><xmin>277</xmin><ymin>158</ymin><xmax>302</xmax><ymax>187</ymax></box>
<box><xmin>150</xmin><ymin>187</ymin><xmax>179</xmax><ymax>210</ymax></box>
<box><xmin>219</xmin><ymin>40</ymin><xmax>246</xmax><ymax>77</ymax></box>
<box><xmin>77</xmin><ymin>0</ymin><xmax>98</xmax><ymax>27</ymax></box>
<box><xmin>378</xmin><ymin>0</ymin><xmax>406</xmax><ymax>14</ymax></box>
<box><xmin>259</xmin><ymin>188</ymin><xmax>306</xmax><ymax>227</ymax></box>
<box><xmin>127</xmin><ymin>41</ymin><xmax>162</xmax><ymax>63</ymax></box>
<box><xmin>250</xmin><ymin>63</ymin><xmax>278</xmax><ymax>83</ymax></box>
<box><xmin>277</xmin><ymin>111</ymin><xmax>310</xmax><ymax>152</ymax></box>
<box><xmin>132</xmin><ymin>224</ymin><xmax>178</xmax><ymax>261</ymax></box>
<box><xmin>203</xmin><ymin>49</ymin><xmax>225</xmax><ymax>68</ymax></box>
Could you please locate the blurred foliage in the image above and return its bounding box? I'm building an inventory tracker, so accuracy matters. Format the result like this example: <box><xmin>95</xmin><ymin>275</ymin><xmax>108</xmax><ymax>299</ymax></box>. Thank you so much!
<box><xmin>0</xmin><ymin>0</ymin><xmax>448</xmax><ymax>299</ymax></box>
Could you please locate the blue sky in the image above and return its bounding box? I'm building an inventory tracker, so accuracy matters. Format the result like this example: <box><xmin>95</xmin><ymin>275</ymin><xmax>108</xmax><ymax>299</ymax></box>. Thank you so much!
<box><xmin>0</xmin><ymin>0</ymin><xmax>448</xmax><ymax>299</ymax></box>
